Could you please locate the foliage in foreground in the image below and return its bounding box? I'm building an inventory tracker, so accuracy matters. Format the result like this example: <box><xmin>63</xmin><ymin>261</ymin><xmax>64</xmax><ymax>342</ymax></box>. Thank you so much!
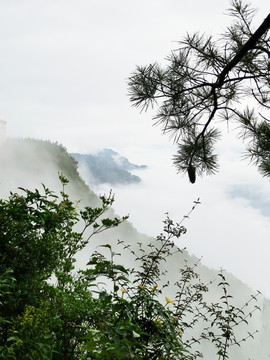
<box><xmin>0</xmin><ymin>176</ymin><xmax>260</xmax><ymax>359</ymax></box>
<box><xmin>128</xmin><ymin>0</ymin><xmax>270</xmax><ymax>181</ymax></box>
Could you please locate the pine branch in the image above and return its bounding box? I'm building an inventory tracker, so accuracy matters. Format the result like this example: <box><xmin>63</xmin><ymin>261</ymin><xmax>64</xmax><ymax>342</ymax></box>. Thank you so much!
<box><xmin>216</xmin><ymin>13</ymin><xmax>270</xmax><ymax>87</ymax></box>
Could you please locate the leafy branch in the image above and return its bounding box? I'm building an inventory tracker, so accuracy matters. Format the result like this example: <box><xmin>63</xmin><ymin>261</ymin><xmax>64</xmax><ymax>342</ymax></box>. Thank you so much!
<box><xmin>128</xmin><ymin>0</ymin><xmax>270</xmax><ymax>181</ymax></box>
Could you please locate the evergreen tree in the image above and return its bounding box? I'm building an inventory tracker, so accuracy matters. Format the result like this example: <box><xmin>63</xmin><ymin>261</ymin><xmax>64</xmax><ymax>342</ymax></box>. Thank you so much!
<box><xmin>128</xmin><ymin>1</ymin><xmax>270</xmax><ymax>182</ymax></box>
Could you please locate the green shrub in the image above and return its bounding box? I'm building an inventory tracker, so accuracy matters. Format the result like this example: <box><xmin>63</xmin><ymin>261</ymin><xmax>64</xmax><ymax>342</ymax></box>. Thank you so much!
<box><xmin>0</xmin><ymin>176</ymin><xmax>259</xmax><ymax>359</ymax></box>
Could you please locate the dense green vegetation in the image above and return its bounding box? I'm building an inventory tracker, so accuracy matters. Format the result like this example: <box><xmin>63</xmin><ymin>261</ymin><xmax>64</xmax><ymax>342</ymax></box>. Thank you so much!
<box><xmin>0</xmin><ymin>171</ymin><xmax>261</xmax><ymax>359</ymax></box>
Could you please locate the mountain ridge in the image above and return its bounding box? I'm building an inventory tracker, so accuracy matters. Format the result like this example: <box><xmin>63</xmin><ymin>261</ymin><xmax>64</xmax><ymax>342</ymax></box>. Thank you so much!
<box><xmin>71</xmin><ymin>148</ymin><xmax>147</xmax><ymax>186</ymax></box>
<box><xmin>0</xmin><ymin>138</ymin><xmax>269</xmax><ymax>358</ymax></box>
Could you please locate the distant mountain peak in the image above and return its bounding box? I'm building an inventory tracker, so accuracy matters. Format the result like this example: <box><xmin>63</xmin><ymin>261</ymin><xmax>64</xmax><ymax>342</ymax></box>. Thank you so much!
<box><xmin>70</xmin><ymin>148</ymin><xmax>147</xmax><ymax>186</ymax></box>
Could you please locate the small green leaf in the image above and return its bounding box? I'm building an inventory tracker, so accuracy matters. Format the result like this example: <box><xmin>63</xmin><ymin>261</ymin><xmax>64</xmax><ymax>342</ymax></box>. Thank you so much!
<box><xmin>132</xmin><ymin>331</ymin><xmax>141</xmax><ymax>338</ymax></box>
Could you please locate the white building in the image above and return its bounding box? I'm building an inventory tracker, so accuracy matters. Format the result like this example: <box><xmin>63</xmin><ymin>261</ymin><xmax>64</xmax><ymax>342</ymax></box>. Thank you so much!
<box><xmin>0</xmin><ymin>119</ymin><xmax>6</xmax><ymax>144</ymax></box>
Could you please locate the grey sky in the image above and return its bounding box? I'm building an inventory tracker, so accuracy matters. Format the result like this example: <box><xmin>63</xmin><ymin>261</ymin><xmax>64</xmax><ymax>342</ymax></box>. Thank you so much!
<box><xmin>0</xmin><ymin>0</ymin><xmax>248</xmax><ymax>149</ymax></box>
<box><xmin>0</xmin><ymin>0</ymin><xmax>269</xmax><ymax>296</ymax></box>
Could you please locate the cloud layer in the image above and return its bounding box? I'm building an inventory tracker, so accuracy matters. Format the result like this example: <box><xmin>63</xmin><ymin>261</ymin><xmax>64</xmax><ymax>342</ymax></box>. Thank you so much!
<box><xmin>0</xmin><ymin>0</ymin><xmax>269</xmax><ymax>297</ymax></box>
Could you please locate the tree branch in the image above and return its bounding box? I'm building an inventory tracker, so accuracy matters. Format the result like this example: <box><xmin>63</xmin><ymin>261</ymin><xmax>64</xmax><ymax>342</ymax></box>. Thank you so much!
<box><xmin>216</xmin><ymin>13</ymin><xmax>270</xmax><ymax>87</ymax></box>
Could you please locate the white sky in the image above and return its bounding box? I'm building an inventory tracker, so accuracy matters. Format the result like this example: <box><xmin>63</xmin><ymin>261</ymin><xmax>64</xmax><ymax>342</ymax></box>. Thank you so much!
<box><xmin>0</xmin><ymin>0</ymin><xmax>269</xmax><ymax>296</ymax></box>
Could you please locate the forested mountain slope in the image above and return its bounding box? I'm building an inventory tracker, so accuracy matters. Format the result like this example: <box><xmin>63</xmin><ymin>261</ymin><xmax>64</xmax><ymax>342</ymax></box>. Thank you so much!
<box><xmin>0</xmin><ymin>138</ymin><xmax>269</xmax><ymax>359</ymax></box>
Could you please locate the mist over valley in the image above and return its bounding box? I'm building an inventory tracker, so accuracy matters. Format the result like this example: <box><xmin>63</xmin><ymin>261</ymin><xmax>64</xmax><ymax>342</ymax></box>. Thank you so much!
<box><xmin>0</xmin><ymin>138</ymin><xmax>269</xmax><ymax>359</ymax></box>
